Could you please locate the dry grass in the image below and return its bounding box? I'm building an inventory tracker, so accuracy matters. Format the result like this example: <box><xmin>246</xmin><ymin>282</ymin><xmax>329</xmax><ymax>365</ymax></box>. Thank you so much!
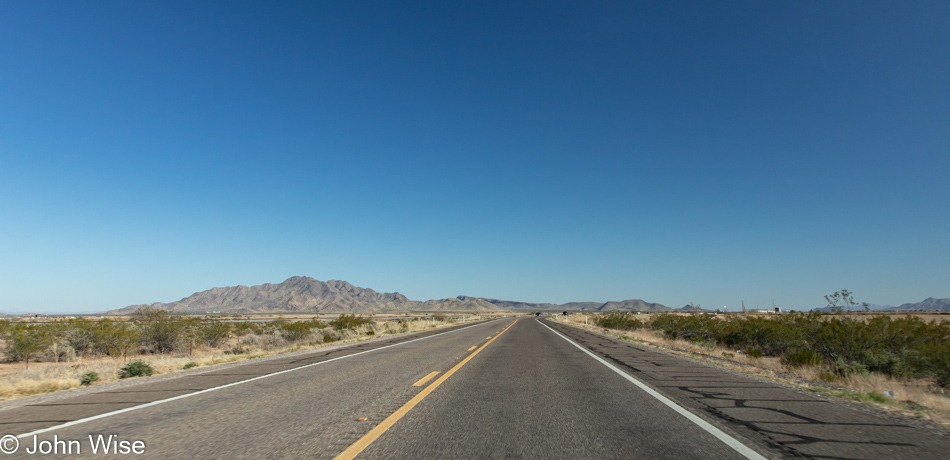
<box><xmin>0</xmin><ymin>316</ymin><xmax>483</xmax><ymax>402</ymax></box>
<box><xmin>554</xmin><ymin>314</ymin><xmax>950</xmax><ymax>428</ymax></box>
<box><xmin>838</xmin><ymin>373</ymin><xmax>950</xmax><ymax>423</ymax></box>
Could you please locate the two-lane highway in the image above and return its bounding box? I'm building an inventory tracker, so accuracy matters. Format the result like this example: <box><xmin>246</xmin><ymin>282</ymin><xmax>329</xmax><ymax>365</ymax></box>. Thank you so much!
<box><xmin>358</xmin><ymin>318</ymin><xmax>753</xmax><ymax>459</ymax></box>
<box><xmin>2</xmin><ymin>317</ymin><xmax>948</xmax><ymax>459</ymax></box>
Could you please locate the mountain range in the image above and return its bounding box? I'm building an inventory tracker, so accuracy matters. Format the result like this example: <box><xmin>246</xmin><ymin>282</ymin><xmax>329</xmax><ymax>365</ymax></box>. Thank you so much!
<box><xmin>454</xmin><ymin>296</ymin><xmax>669</xmax><ymax>313</ymax></box>
<box><xmin>812</xmin><ymin>297</ymin><xmax>950</xmax><ymax>312</ymax></box>
<box><xmin>108</xmin><ymin>276</ymin><xmax>669</xmax><ymax>315</ymax></box>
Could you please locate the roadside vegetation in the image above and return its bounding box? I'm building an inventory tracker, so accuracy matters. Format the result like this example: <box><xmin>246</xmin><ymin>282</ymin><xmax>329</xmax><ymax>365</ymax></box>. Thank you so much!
<box><xmin>595</xmin><ymin>312</ymin><xmax>644</xmax><ymax>331</ymax></box>
<box><xmin>566</xmin><ymin>310</ymin><xmax>950</xmax><ymax>426</ymax></box>
<box><xmin>0</xmin><ymin>310</ymin><xmax>477</xmax><ymax>401</ymax></box>
<box><xmin>646</xmin><ymin>312</ymin><xmax>950</xmax><ymax>387</ymax></box>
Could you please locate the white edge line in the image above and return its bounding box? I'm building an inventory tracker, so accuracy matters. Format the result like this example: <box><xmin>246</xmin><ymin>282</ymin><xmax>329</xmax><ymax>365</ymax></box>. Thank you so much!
<box><xmin>539</xmin><ymin>320</ymin><xmax>768</xmax><ymax>460</ymax></box>
<box><xmin>16</xmin><ymin>319</ymin><xmax>506</xmax><ymax>439</ymax></box>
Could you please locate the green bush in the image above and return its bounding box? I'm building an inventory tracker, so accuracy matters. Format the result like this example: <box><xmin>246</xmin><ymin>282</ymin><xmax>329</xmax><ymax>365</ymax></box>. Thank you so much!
<box><xmin>323</xmin><ymin>334</ymin><xmax>336</xmax><ymax>343</ymax></box>
<box><xmin>4</xmin><ymin>323</ymin><xmax>51</xmax><ymax>368</ymax></box>
<box><xmin>131</xmin><ymin>307</ymin><xmax>188</xmax><ymax>353</ymax></box>
<box><xmin>183</xmin><ymin>362</ymin><xmax>197</xmax><ymax>369</ymax></box>
<box><xmin>119</xmin><ymin>360</ymin><xmax>154</xmax><ymax>379</ymax></box>
<box><xmin>596</xmin><ymin>312</ymin><xmax>644</xmax><ymax>331</ymax></box>
<box><xmin>56</xmin><ymin>318</ymin><xmax>95</xmax><ymax>357</ymax></box>
<box><xmin>645</xmin><ymin>312</ymin><xmax>950</xmax><ymax>387</ymax></box>
<box><xmin>782</xmin><ymin>349</ymin><xmax>824</xmax><ymax>368</ymax></box>
<box><xmin>198</xmin><ymin>320</ymin><xmax>232</xmax><ymax>347</ymax></box>
<box><xmin>80</xmin><ymin>371</ymin><xmax>99</xmax><ymax>386</ymax></box>
<box><xmin>860</xmin><ymin>349</ymin><xmax>907</xmax><ymax>377</ymax></box>
<box><xmin>281</xmin><ymin>322</ymin><xmax>313</xmax><ymax>341</ymax></box>
<box><xmin>329</xmin><ymin>314</ymin><xmax>375</xmax><ymax>330</ymax></box>
<box><xmin>233</xmin><ymin>321</ymin><xmax>263</xmax><ymax>336</ymax></box>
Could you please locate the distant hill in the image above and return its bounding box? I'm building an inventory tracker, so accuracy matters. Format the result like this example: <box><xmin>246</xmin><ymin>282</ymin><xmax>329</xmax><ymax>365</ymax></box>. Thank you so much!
<box><xmin>456</xmin><ymin>296</ymin><xmax>669</xmax><ymax>312</ymax></box>
<box><xmin>813</xmin><ymin>298</ymin><xmax>950</xmax><ymax>312</ymax></box>
<box><xmin>885</xmin><ymin>297</ymin><xmax>950</xmax><ymax>311</ymax></box>
<box><xmin>455</xmin><ymin>297</ymin><xmax>560</xmax><ymax>311</ymax></box>
<box><xmin>106</xmin><ymin>277</ymin><xmax>668</xmax><ymax>315</ymax></box>
<box><xmin>110</xmin><ymin>277</ymin><xmax>418</xmax><ymax>315</ymax></box>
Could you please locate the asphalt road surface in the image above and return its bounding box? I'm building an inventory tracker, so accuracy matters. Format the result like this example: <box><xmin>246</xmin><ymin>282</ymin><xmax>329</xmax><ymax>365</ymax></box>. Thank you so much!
<box><xmin>1</xmin><ymin>317</ymin><xmax>948</xmax><ymax>459</ymax></box>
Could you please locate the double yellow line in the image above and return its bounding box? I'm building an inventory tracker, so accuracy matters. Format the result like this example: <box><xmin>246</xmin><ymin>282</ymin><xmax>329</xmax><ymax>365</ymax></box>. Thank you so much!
<box><xmin>334</xmin><ymin>319</ymin><xmax>520</xmax><ymax>460</ymax></box>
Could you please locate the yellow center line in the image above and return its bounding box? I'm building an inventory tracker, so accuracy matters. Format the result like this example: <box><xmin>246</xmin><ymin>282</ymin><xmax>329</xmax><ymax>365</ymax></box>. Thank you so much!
<box><xmin>485</xmin><ymin>337</ymin><xmax>492</xmax><ymax>340</ymax></box>
<box><xmin>334</xmin><ymin>319</ymin><xmax>520</xmax><ymax>460</ymax></box>
<box><xmin>411</xmin><ymin>371</ymin><xmax>440</xmax><ymax>387</ymax></box>
<box><xmin>467</xmin><ymin>346</ymin><xmax>476</xmax><ymax>351</ymax></box>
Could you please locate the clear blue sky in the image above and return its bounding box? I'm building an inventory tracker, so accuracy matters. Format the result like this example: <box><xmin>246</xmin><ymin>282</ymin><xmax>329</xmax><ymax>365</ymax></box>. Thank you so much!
<box><xmin>2</xmin><ymin>1</ymin><xmax>948</xmax><ymax>313</ymax></box>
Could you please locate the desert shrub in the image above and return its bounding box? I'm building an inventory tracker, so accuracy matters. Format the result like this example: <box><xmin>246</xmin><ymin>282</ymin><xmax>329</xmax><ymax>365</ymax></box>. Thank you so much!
<box><xmin>366</xmin><ymin>330</ymin><xmax>375</xmax><ymax>336</ymax></box>
<box><xmin>860</xmin><ymin>349</ymin><xmax>907</xmax><ymax>377</ymax></box>
<box><xmin>649</xmin><ymin>314</ymin><xmax>717</xmax><ymax>341</ymax></box>
<box><xmin>596</xmin><ymin>312</ymin><xmax>643</xmax><ymax>331</ymax></box>
<box><xmin>131</xmin><ymin>307</ymin><xmax>188</xmax><ymax>353</ymax></box>
<box><xmin>323</xmin><ymin>334</ymin><xmax>336</xmax><ymax>343</ymax></box>
<box><xmin>233</xmin><ymin>321</ymin><xmax>263</xmax><ymax>336</ymax></box>
<box><xmin>329</xmin><ymin>314</ymin><xmax>375</xmax><ymax>330</ymax></box>
<box><xmin>747</xmin><ymin>347</ymin><xmax>763</xmax><ymax>359</ymax></box>
<box><xmin>183</xmin><ymin>362</ymin><xmax>197</xmax><ymax>369</ymax></box>
<box><xmin>715</xmin><ymin>314</ymin><xmax>813</xmax><ymax>356</ymax></box>
<box><xmin>198</xmin><ymin>319</ymin><xmax>232</xmax><ymax>347</ymax></box>
<box><xmin>45</xmin><ymin>344</ymin><xmax>76</xmax><ymax>363</ymax></box>
<box><xmin>815</xmin><ymin>316</ymin><xmax>950</xmax><ymax>384</ymax></box>
<box><xmin>782</xmin><ymin>349</ymin><xmax>824</xmax><ymax>368</ymax></box>
<box><xmin>646</xmin><ymin>312</ymin><xmax>950</xmax><ymax>387</ymax></box>
<box><xmin>391</xmin><ymin>319</ymin><xmax>410</xmax><ymax>333</ymax></box>
<box><xmin>89</xmin><ymin>318</ymin><xmax>117</xmax><ymax>356</ymax></box>
<box><xmin>4</xmin><ymin>323</ymin><xmax>51</xmax><ymax>368</ymax></box>
<box><xmin>55</xmin><ymin>318</ymin><xmax>96</xmax><ymax>357</ymax></box>
<box><xmin>85</xmin><ymin>319</ymin><xmax>140</xmax><ymax>359</ymax></box>
<box><xmin>812</xmin><ymin>316</ymin><xmax>868</xmax><ymax>363</ymax></box>
<box><xmin>262</xmin><ymin>318</ymin><xmax>287</xmax><ymax>334</ymax></box>
<box><xmin>281</xmin><ymin>322</ymin><xmax>312</xmax><ymax>342</ymax></box>
<box><xmin>827</xmin><ymin>356</ymin><xmax>868</xmax><ymax>377</ymax></box>
<box><xmin>301</xmin><ymin>318</ymin><xmax>327</xmax><ymax>329</ymax></box>
<box><xmin>80</xmin><ymin>371</ymin><xmax>99</xmax><ymax>386</ymax></box>
<box><xmin>119</xmin><ymin>360</ymin><xmax>154</xmax><ymax>379</ymax></box>
<box><xmin>239</xmin><ymin>334</ymin><xmax>258</xmax><ymax>345</ymax></box>
<box><xmin>931</xmin><ymin>354</ymin><xmax>950</xmax><ymax>388</ymax></box>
